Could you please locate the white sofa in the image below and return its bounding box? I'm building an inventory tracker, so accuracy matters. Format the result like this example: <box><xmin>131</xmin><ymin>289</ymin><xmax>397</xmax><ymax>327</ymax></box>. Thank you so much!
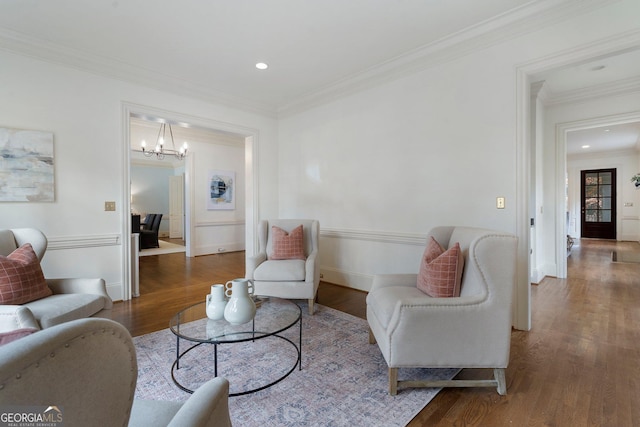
<box><xmin>367</xmin><ymin>226</ymin><xmax>517</xmax><ymax>395</ymax></box>
<box><xmin>0</xmin><ymin>228</ymin><xmax>112</xmax><ymax>330</ymax></box>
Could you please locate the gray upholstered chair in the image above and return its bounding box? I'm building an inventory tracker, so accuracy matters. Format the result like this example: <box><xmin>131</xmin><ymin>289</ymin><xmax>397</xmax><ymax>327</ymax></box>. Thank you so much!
<box><xmin>0</xmin><ymin>317</ymin><xmax>232</xmax><ymax>427</ymax></box>
<box><xmin>367</xmin><ymin>226</ymin><xmax>517</xmax><ymax>395</ymax></box>
<box><xmin>0</xmin><ymin>228</ymin><xmax>112</xmax><ymax>329</ymax></box>
<box><xmin>246</xmin><ymin>219</ymin><xmax>320</xmax><ymax>314</ymax></box>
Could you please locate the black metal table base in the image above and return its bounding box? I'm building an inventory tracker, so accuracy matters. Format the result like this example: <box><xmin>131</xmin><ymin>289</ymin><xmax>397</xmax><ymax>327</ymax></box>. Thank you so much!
<box><xmin>171</xmin><ymin>317</ymin><xmax>302</xmax><ymax>397</ymax></box>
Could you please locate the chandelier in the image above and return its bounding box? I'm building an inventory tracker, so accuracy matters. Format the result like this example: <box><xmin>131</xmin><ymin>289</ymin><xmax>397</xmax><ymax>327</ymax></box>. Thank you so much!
<box><xmin>140</xmin><ymin>123</ymin><xmax>188</xmax><ymax>160</ymax></box>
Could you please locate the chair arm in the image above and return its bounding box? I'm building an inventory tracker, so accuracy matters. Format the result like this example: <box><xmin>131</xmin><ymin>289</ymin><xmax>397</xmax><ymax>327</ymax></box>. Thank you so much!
<box><xmin>305</xmin><ymin>250</ymin><xmax>318</xmax><ymax>283</ymax></box>
<box><xmin>0</xmin><ymin>306</ymin><xmax>39</xmax><ymax>332</ymax></box>
<box><xmin>371</xmin><ymin>274</ymin><xmax>418</xmax><ymax>292</ymax></box>
<box><xmin>385</xmin><ymin>294</ymin><xmax>509</xmax><ymax>353</ymax></box>
<box><xmin>245</xmin><ymin>252</ymin><xmax>267</xmax><ymax>279</ymax></box>
<box><xmin>167</xmin><ymin>378</ymin><xmax>231</xmax><ymax>427</ymax></box>
<box><xmin>46</xmin><ymin>278</ymin><xmax>113</xmax><ymax>309</ymax></box>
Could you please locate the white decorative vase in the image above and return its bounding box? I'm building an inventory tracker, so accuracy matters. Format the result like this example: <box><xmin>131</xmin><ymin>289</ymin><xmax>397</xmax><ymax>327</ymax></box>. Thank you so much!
<box><xmin>223</xmin><ymin>279</ymin><xmax>256</xmax><ymax>325</ymax></box>
<box><xmin>206</xmin><ymin>284</ymin><xmax>227</xmax><ymax>320</ymax></box>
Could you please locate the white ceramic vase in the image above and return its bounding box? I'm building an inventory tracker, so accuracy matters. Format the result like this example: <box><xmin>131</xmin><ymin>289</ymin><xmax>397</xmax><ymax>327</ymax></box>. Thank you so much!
<box><xmin>223</xmin><ymin>279</ymin><xmax>256</xmax><ymax>325</ymax></box>
<box><xmin>206</xmin><ymin>284</ymin><xmax>227</xmax><ymax>320</ymax></box>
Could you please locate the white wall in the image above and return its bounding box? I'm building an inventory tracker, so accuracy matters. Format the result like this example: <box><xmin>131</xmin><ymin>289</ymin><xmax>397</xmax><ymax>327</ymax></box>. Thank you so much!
<box><xmin>131</xmin><ymin>163</ymin><xmax>174</xmax><ymax>234</ymax></box>
<box><xmin>278</xmin><ymin>0</ymin><xmax>640</xmax><ymax>331</ymax></box>
<box><xmin>0</xmin><ymin>50</ymin><xmax>278</xmax><ymax>301</ymax></box>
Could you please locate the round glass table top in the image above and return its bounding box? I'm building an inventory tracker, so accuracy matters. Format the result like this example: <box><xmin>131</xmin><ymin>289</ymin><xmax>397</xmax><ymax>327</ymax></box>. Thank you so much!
<box><xmin>169</xmin><ymin>297</ymin><xmax>301</xmax><ymax>344</ymax></box>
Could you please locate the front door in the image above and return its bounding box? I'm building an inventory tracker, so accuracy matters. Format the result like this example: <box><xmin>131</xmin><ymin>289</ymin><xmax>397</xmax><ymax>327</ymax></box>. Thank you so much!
<box><xmin>581</xmin><ymin>168</ymin><xmax>616</xmax><ymax>239</ymax></box>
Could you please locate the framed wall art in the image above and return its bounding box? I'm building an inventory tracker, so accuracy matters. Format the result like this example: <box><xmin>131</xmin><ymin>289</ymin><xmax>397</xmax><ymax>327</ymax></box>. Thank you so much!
<box><xmin>207</xmin><ymin>170</ymin><xmax>235</xmax><ymax>210</ymax></box>
<box><xmin>0</xmin><ymin>127</ymin><xmax>54</xmax><ymax>202</ymax></box>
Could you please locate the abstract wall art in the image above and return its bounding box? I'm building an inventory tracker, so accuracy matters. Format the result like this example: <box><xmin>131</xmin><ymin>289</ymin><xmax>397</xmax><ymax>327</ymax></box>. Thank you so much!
<box><xmin>207</xmin><ymin>170</ymin><xmax>235</xmax><ymax>210</ymax></box>
<box><xmin>0</xmin><ymin>127</ymin><xmax>54</xmax><ymax>202</ymax></box>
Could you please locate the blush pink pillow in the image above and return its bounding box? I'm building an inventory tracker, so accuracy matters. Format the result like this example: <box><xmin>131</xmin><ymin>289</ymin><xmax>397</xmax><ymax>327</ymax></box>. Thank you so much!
<box><xmin>0</xmin><ymin>243</ymin><xmax>52</xmax><ymax>304</ymax></box>
<box><xmin>0</xmin><ymin>327</ymin><xmax>38</xmax><ymax>345</ymax></box>
<box><xmin>417</xmin><ymin>236</ymin><xmax>464</xmax><ymax>297</ymax></box>
<box><xmin>269</xmin><ymin>225</ymin><xmax>306</xmax><ymax>260</ymax></box>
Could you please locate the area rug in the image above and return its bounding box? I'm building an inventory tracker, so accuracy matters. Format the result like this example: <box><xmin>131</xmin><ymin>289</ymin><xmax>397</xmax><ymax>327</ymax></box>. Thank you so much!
<box><xmin>139</xmin><ymin>240</ymin><xmax>186</xmax><ymax>257</ymax></box>
<box><xmin>611</xmin><ymin>250</ymin><xmax>640</xmax><ymax>264</ymax></box>
<box><xmin>133</xmin><ymin>304</ymin><xmax>457</xmax><ymax>426</ymax></box>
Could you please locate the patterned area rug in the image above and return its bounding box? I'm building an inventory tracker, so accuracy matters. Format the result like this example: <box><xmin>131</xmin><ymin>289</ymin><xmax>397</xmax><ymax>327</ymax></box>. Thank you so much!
<box><xmin>133</xmin><ymin>304</ymin><xmax>457</xmax><ymax>426</ymax></box>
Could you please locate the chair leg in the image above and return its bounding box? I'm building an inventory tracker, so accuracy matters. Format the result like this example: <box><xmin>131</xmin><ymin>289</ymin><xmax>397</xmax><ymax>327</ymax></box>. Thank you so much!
<box><xmin>389</xmin><ymin>367</ymin><xmax>398</xmax><ymax>395</ymax></box>
<box><xmin>308</xmin><ymin>298</ymin><xmax>314</xmax><ymax>315</ymax></box>
<box><xmin>494</xmin><ymin>368</ymin><xmax>507</xmax><ymax>395</ymax></box>
<box><xmin>368</xmin><ymin>327</ymin><xmax>376</xmax><ymax>344</ymax></box>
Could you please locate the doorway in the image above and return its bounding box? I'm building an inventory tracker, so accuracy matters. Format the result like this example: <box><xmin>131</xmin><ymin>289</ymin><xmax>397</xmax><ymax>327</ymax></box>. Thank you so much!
<box><xmin>580</xmin><ymin>168</ymin><xmax>617</xmax><ymax>239</ymax></box>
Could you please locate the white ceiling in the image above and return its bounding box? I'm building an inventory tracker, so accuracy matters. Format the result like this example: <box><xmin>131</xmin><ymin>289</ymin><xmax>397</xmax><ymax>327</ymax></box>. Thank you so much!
<box><xmin>0</xmin><ymin>0</ymin><xmax>600</xmax><ymax>113</ymax></box>
<box><xmin>1</xmin><ymin>0</ymin><xmax>639</xmax><ymax>153</ymax></box>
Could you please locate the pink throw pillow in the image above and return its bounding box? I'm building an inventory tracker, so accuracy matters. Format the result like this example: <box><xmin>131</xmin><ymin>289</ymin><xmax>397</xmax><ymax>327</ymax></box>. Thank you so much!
<box><xmin>269</xmin><ymin>225</ymin><xmax>306</xmax><ymax>260</ymax></box>
<box><xmin>417</xmin><ymin>236</ymin><xmax>464</xmax><ymax>297</ymax></box>
<box><xmin>0</xmin><ymin>327</ymin><xmax>38</xmax><ymax>345</ymax></box>
<box><xmin>0</xmin><ymin>243</ymin><xmax>52</xmax><ymax>304</ymax></box>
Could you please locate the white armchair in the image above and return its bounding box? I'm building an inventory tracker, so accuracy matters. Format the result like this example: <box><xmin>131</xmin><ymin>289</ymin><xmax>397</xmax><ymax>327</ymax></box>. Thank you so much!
<box><xmin>246</xmin><ymin>219</ymin><xmax>320</xmax><ymax>314</ymax></box>
<box><xmin>0</xmin><ymin>228</ymin><xmax>112</xmax><ymax>329</ymax></box>
<box><xmin>366</xmin><ymin>226</ymin><xmax>517</xmax><ymax>395</ymax></box>
<box><xmin>0</xmin><ymin>318</ymin><xmax>231</xmax><ymax>427</ymax></box>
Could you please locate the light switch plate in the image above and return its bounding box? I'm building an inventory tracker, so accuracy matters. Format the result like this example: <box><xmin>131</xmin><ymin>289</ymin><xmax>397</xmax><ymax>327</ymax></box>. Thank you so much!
<box><xmin>105</xmin><ymin>201</ymin><xmax>116</xmax><ymax>211</ymax></box>
<box><xmin>496</xmin><ymin>197</ymin><xmax>505</xmax><ymax>209</ymax></box>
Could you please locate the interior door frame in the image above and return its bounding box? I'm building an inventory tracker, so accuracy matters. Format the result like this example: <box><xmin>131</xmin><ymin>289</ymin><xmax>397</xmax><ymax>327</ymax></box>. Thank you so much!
<box><xmin>121</xmin><ymin>102</ymin><xmax>260</xmax><ymax>301</ymax></box>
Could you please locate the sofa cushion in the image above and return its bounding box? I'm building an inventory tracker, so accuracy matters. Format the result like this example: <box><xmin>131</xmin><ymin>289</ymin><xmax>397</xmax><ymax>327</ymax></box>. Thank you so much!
<box><xmin>23</xmin><ymin>294</ymin><xmax>107</xmax><ymax>328</ymax></box>
<box><xmin>417</xmin><ymin>237</ymin><xmax>464</xmax><ymax>298</ymax></box>
<box><xmin>253</xmin><ymin>259</ymin><xmax>306</xmax><ymax>281</ymax></box>
<box><xmin>269</xmin><ymin>225</ymin><xmax>306</xmax><ymax>260</ymax></box>
<box><xmin>0</xmin><ymin>244</ymin><xmax>52</xmax><ymax>305</ymax></box>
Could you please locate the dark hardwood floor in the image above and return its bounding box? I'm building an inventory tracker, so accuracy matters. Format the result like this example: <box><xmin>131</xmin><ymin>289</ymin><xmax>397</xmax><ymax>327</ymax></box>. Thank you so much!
<box><xmin>108</xmin><ymin>239</ymin><xmax>640</xmax><ymax>426</ymax></box>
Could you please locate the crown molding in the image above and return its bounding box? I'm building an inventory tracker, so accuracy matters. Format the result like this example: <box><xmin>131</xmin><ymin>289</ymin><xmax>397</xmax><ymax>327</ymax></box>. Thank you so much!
<box><xmin>544</xmin><ymin>75</ymin><xmax>640</xmax><ymax>106</ymax></box>
<box><xmin>0</xmin><ymin>28</ymin><xmax>279</xmax><ymax>119</ymax></box>
<box><xmin>0</xmin><ymin>0</ymin><xmax>617</xmax><ymax>119</ymax></box>
<box><xmin>277</xmin><ymin>0</ymin><xmax>618</xmax><ymax>118</ymax></box>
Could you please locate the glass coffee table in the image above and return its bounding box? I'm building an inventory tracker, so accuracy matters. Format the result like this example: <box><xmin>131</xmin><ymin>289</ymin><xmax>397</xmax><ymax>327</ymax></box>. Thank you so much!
<box><xmin>169</xmin><ymin>297</ymin><xmax>301</xmax><ymax>396</ymax></box>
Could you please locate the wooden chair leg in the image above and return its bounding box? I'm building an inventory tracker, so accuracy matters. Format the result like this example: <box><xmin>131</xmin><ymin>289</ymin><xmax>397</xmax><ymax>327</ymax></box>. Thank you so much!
<box><xmin>389</xmin><ymin>367</ymin><xmax>398</xmax><ymax>395</ymax></box>
<box><xmin>368</xmin><ymin>327</ymin><xmax>376</xmax><ymax>344</ymax></box>
<box><xmin>494</xmin><ymin>368</ymin><xmax>507</xmax><ymax>395</ymax></box>
<box><xmin>308</xmin><ymin>298</ymin><xmax>314</xmax><ymax>315</ymax></box>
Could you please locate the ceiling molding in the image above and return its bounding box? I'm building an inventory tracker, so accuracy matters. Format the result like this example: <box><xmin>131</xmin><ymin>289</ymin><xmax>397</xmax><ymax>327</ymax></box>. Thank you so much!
<box><xmin>0</xmin><ymin>28</ymin><xmax>279</xmax><ymax>118</ymax></box>
<box><xmin>544</xmin><ymin>75</ymin><xmax>640</xmax><ymax>106</ymax></box>
<box><xmin>0</xmin><ymin>0</ymin><xmax>617</xmax><ymax>119</ymax></box>
<box><xmin>277</xmin><ymin>0</ymin><xmax>618</xmax><ymax>118</ymax></box>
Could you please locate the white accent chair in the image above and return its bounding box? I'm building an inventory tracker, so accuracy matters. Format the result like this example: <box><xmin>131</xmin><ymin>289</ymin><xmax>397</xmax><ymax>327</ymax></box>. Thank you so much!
<box><xmin>246</xmin><ymin>219</ymin><xmax>320</xmax><ymax>315</ymax></box>
<box><xmin>366</xmin><ymin>226</ymin><xmax>517</xmax><ymax>395</ymax></box>
<box><xmin>0</xmin><ymin>317</ymin><xmax>232</xmax><ymax>427</ymax></box>
<box><xmin>0</xmin><ymin>228</ymin><xmax>112</xmax><ymax>329</ymax></box>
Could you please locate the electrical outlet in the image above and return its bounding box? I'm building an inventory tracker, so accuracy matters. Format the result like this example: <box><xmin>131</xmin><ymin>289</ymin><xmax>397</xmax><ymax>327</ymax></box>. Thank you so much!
<box><xmin>105</xmin><ymin>201</ymin><xmax>116</xmax><ymax>211</ymax></box>
<box><xmin>496</xmin><ymin>197</ymin><xmax>505</xmax><ymax>209</ymax></box>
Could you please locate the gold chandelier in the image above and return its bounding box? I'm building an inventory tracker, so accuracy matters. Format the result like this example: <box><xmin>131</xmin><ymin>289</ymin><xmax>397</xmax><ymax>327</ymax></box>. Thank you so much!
<box><xmin>140</xmin><ymin>123</ymin><xmax>188</xmax><ymax>160</ymax></box>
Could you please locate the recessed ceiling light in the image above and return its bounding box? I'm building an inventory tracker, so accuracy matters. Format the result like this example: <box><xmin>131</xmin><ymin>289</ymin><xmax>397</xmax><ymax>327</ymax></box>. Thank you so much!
<box><xmin>604</xmin><ymin>129</ymin><xmax>611</xmax><ymax>132</ymax></box>
<box><xmin>255</xmin><ymin>62</ymin><xmax>268</xmax><ymax>70</ymax></box>
<box><xmin>582</xmin><ymin>145</ymin><xmax>591</xmax><ymax>149</ymax></box>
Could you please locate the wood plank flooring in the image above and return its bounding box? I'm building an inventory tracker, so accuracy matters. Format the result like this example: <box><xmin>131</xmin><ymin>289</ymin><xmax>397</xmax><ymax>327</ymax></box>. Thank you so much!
<box><xmin>108</xmin><ymin>238</ymin><xmax>640</xmax><ymax>426</ymax></box>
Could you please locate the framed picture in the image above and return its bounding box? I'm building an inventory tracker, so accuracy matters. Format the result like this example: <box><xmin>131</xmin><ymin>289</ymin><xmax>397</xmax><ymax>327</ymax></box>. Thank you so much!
<box><xmin>207</xmin><ymin>170</ymin><xmax>235</xmax><ymax>210</ymax></box>
<box><xmin>0</xmin><ymin>127</ymin><xmax>54</xmax><ymax>202</ymax></box>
